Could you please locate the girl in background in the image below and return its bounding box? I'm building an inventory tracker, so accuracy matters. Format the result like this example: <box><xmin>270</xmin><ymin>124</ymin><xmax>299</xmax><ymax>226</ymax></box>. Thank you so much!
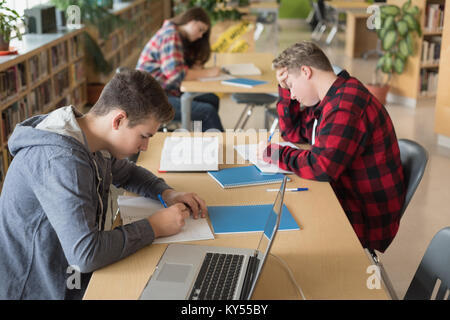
<box><xmin>137</xmin><ymin>7</ymin><xmax>224</xmax><ymax>131</ymax></box>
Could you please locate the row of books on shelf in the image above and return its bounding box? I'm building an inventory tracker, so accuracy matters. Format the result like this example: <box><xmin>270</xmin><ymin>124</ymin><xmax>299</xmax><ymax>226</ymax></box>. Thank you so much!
<box><xmin>71</xmin><ymin>61</ymin><xmax>85</xmax><ymax>84</ymax></box>
<box><xmin>419</xmin><ymin>69</ymin><xmax>439</xmax><ymax>96</ymax></box>
<box><xmin>0</xmin><ymin>64</ymin><xmax>27</xmax><ymax>102</ymax></box>
<box><xmin>425</xmin><ymin>4</ymin><xmax>445</xmax><ymax>32</ymax></box>
<box><xmin>29</xmin><ymin>51</ymin><xmax>49</xmax><ymax>83</ymax></box>
<box><xmin>51</xmin><ymin>42</ymin><xmax>68</xmax><ymax>69</ymax></box>
<box><xmin>69</xmin><ymin>35</ymin><xmax>83</xmax><ymax>60</ymax></box>
<box><xmin>1</xmin><ymin>83</ymin><xmax>86</xmax><ymax>144</ymax></box>
<box><xmin>0</xmin><ymin>148</ymin><xmax>13</xmax><ymax>185</ymax></box>
<box><xmin>54</xmin><ymin>69</ymin><xmax>70</xmax><ymax>98</ymax></box>
<box><xmin>421</xmin><ymin>37</ymin><xmax>441</xmax><ymax>65</ymax></box>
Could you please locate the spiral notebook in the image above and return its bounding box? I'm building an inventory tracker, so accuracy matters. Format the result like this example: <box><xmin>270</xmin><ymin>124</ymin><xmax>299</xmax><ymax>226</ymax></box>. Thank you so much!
<box><xmin>207</xmin><ymin>165</ymin><xmax>287</xmax><ymax>188</ymax></box>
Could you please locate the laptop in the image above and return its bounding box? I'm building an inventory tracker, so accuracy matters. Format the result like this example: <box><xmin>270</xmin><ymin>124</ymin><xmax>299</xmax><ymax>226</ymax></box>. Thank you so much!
<box><xmin>140</xmin><ymin>176</ymin><xmax>288</xmax><ymax>300</ymax></box>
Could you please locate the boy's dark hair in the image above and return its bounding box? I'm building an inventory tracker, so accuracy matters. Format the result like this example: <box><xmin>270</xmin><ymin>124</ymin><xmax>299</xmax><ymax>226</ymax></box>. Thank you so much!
<box><xmin>272</xmin><ymin>41</ymin><xmax>333</xmax><ymax>73</ymax></box>
<box><xmin>171</xmin><ymin>7</ymin><xmax>211</xmax><ymax>67</ymax></box>
<box><xmin>91</xmin><ymin>69</ymin><xmax>174</xmax><ymax>127</ymax></box>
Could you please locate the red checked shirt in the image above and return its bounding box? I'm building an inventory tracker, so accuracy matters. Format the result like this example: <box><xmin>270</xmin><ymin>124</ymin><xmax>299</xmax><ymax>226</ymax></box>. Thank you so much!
<box><xmin>264</xmin><ymin>70</ymin><xmax>405</xmax><ymax>252</ymax></box>
<box><xmin>136</xmin><ymin>20</ymin><xmax>188</xmax><ymax>97</ymax></box>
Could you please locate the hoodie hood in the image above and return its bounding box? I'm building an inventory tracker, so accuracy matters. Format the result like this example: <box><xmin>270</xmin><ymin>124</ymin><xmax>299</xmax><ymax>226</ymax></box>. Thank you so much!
<box><xmin>8</xmin><ymin>106</ymin><xmax>89</xmax><ymax>157</ymax></box>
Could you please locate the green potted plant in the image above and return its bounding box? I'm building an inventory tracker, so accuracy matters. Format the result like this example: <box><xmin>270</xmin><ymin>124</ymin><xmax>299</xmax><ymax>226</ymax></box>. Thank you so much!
<box><xmin>366</xmin><ymin>0</ymin><xmax>422</xmax><ymax>104</ymax></box>
<box><xmin>0</xmin><ymin>0</ymin><xmax>25</xmax><ymax>51</ymax></box>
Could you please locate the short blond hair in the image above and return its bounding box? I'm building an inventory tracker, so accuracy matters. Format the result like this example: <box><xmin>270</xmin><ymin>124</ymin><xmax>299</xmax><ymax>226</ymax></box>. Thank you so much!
<box><xmin>272</xmin><ymin>41</ymin><xmax>333</xmax><ymax>72</ymax></box>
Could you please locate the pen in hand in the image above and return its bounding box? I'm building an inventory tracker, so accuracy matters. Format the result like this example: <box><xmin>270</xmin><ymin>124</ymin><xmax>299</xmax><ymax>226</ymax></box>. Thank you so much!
<box><xmin>157</xmin><ymin>194</ymin><xmax>168</xmax><ymax>208</ymax></box>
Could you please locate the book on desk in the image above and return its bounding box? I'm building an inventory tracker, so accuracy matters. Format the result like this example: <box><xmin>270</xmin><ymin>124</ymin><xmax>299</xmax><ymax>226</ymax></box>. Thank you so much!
<box><xmin>221</xmin><ymin>78</ymin><xmax>268</xmax><ymax>88</ymax></box>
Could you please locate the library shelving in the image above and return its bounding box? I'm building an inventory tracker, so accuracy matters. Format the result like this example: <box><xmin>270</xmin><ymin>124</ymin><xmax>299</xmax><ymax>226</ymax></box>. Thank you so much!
<box><xmin>387</xmin><ymin>0</ymin><xmax>445</xmax><ymax>107</ymax></box>
<box><xmin>0</xmin><ymin>27</ymin><xmax>87</xmax><ymax>188</ymax></box>
<box><xmin>434</xmin><ymin>1</ymin><xmax>450</xmax><ymax>146</ymax></box>
<box><xmin>85</xmin><ymin>0</ymin><xmax>166</xmax><ymax>87</ymax></box>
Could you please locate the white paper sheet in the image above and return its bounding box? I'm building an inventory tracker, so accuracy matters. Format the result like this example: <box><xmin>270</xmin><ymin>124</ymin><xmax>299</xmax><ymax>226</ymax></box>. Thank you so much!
<box><xmin>234</xmin><ymin>142</ymin><xmax>300</xmax><ymax>174</ymax></box>
<box><xmin>117</xmin><ymin>196</ymin><xmax>214</xmax><ymax>244</ymax></box>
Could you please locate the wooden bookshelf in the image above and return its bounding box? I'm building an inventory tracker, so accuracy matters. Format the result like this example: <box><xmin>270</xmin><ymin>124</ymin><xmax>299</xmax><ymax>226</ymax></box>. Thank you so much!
<box><xmin>387</xmin><ymin>0</ymin><xmax>445</xmax><ymax>106</ymax></box>
<box><xmin>85</xmin><ymin>0</ymin><xmax>166</xmax><ymax>86</ymax></box>
<box><xmin>0</xmin><ymin>28</ymin><xmax>87</xmax><ymax>187</ymax></box>
<box><xmin>434</xmin><ymin>2</ymin><xmax>450</xmax><ymax>143</ymax></box>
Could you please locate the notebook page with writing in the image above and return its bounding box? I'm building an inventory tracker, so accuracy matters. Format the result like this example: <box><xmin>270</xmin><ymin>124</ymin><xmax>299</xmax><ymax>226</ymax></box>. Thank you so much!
<box><xmin>234</xmin><ymin>142</ymin><xmax>300</xmax><ymax>174</ymax></box>
<box><xmin>159</xmin><ymin>136</ymin><xmax>219</xmax><ymax>172</ymax></box>
<box><xmin>117</xmin><ymin>196</ymin><xmax>214</xmax><ymax>244</ymax></box>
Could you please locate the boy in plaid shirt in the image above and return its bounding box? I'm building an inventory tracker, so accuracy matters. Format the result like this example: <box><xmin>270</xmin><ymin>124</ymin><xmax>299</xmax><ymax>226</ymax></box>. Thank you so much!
<box><xmin>261</xmin><ymin>42</ymin><xmax>405</xmax><ymax>253</ymax></box>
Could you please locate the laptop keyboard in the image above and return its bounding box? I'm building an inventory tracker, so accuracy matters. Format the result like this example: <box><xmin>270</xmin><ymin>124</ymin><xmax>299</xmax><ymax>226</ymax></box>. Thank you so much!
<box><xmin>189</xmin><ymin>252</ymin><xmax>244</xmax><ymax>300</ymax></box>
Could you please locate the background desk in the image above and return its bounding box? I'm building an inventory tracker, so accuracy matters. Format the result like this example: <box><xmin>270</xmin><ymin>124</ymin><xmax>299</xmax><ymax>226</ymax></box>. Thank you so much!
<box><xmin>345</xmin><ymin>12</ymin><xmax>378</xmax><ymax>58</ymax></box>
<box><xmin>180</xmin><ymin>53</ymin><xmax>278</xmax><ymax>130</ymax></box>
<box><xmin>84</xmin><ymin>132</ymin><xmax>388</xmax><ymax>300</ymax></box>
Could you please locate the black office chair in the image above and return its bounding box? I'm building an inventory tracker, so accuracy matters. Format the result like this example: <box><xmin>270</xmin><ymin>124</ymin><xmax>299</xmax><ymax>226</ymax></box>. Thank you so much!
<box><xmin>404</xmin><ymin>227</ymin><xmax>450</xmax><ymax>300</ymax></box>
<box><xmin>398</xmin><ymin>139</ymin><xmax>429</xmax><ymax>218</ymax></box>
<box><xmin>369</xmin><ymin>138</ymin><xmax>428</xmax><ymax>299</ymax></box>
<box><xmin>231</xmin><ymin>93</ymin><xmax>278</xmax><ymax>131</ymax></box>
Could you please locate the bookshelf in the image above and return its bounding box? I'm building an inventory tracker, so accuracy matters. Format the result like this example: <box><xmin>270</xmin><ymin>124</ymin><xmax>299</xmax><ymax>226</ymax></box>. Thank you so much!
<box><xmin>85</xmin><ymin>0</ymin><xmax>166</xmax><ymax>87</ymax></box>
<box><xmin>387</xmin><ymin>0</ymin><xmax>445</xmax><ymax>107</ymax></box>
<box><xmin>434</xmin><ymin>2</ymin><xmax>450</xmax><ymax>146</ymax></box>
<box><xmin>0</xmin><ymin>28</ymin><xmax>87</xmax><ymax>188</ymax></box>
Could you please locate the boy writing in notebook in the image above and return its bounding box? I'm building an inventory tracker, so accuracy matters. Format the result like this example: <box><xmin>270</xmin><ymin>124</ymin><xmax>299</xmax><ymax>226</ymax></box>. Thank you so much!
<box><xmin>259</xmin><ymin>41</ymin><xmax>406</xmax><ymax>253</ymax></box>
<box><xmin>0</xmin><ymin>69</ymin><xmax>207</xmax><ymax>300</ymax></box>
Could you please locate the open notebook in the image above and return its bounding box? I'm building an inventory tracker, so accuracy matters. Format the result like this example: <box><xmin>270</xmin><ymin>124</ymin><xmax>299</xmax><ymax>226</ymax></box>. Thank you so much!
<box><xmin>159</xmin><ymin>136</ymin><xmax>219</xmax><ymax>172</ymax></box>
<box><xmin>234</xmin><ymin>142</ymin><xmax>300</xmax><ymax>174</ymax></box>
<box><xmin>117</xmin><ymin>196</ymin><xmax>214</xmax><ymax>244</ymax></box>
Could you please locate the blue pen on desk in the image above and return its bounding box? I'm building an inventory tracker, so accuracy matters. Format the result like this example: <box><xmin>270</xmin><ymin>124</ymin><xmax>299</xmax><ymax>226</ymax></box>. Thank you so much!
<box><xmin>157</xmin><ymin>194</ymin><xmax>168</xmax><ymax>208</ymax></box>
<box><xmin>266</xmin><ymin>187</ymin><xmax>309</xmax><ymax>192</ymax></box>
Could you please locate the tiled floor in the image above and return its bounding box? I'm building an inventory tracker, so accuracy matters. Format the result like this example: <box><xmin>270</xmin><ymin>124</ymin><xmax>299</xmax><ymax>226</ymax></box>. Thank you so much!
<box><xmin>217</xmin><ymin>20</ymin><xmax>450</xmax><ymax>299</ymax></box>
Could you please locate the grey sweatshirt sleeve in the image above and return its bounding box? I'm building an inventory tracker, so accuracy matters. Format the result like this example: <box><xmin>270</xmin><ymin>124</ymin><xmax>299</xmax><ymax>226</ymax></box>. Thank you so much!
<box><xmin>110</xmin><ymin>157</ymin><xmax>172</xmax><ymax>199</ymax></box>
<box><xmin>34</xmin><ymin>152</ymin><xmax>155</xmax><ymax>273</ymax></box>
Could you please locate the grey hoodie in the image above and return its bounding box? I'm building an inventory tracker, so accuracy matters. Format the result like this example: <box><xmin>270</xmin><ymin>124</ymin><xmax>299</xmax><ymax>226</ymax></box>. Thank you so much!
<box><xmin>0</xmin><ymin>106</ymin><xmax>171</xmax><ymax>299</ymax></box>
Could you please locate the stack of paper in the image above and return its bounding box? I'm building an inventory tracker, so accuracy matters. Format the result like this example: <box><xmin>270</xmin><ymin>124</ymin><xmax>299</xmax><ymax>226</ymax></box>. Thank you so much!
<box><xmin>117</xmin><ymin>196</ymin><xmax>214</xmax><ymax>244</ymax></box>
<box><xmin>234</xmin><ymin>142</ymin><xmax>300</xmax><ymax>174</ymax></box>
<box><xmin>159</xmin><ymin>136</ymin><xmax>219</xmax><ymax>172</ymax></box>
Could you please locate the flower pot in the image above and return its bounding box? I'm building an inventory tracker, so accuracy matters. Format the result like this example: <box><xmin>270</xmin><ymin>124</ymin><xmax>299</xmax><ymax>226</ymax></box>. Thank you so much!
<box><xmin>0</xmin><ymin>33</ymin><xmax>10</xmax><ymax>51</ymax></box>
<box><xmin>87</xmin><ymin>83</ymin><xmax>105</xmax><ymax>105</ymax></box>
<box><xmin>366</xmin><ymin>83</ymin><xmax>390</xmax><ymax>105</ymax></box>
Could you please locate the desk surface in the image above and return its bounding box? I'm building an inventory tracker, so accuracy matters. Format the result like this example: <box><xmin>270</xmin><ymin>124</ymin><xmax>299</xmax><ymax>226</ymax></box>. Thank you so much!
<box><xmin>83</xmin><ymin>132</ymin><xmax>388</xmax><ymax>300</ymax></box>
<box><xmin>180</xmin><ymin>52</ymin><xmax>278</xmax><ymax>94</ymax></box>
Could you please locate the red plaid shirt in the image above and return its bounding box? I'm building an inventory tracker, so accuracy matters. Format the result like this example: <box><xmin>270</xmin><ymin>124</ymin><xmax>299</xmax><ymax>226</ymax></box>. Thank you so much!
<box><xmin>264</xmin><ymin>70</ymin><xmax>405</xmax><ymax>252</ymax></box>
<box><xmin>136</xmin><ymin>20</ymin><xmax>188</xmax><ymax>97</ymax></box>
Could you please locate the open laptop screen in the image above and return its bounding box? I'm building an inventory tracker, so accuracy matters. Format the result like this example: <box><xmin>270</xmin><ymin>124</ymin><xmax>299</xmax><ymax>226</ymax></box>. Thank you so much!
<box><xmin>247</xmin><ymin>176</ymin><xmax>287</xmax><ymax>298</ymax></box>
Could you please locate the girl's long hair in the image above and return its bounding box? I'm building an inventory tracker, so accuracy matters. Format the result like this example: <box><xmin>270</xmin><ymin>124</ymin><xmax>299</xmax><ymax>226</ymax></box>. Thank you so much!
<box><xmin>171</xmin><ymin>7</ymin><xmax>211</xmax><ymax>67</ymax></box>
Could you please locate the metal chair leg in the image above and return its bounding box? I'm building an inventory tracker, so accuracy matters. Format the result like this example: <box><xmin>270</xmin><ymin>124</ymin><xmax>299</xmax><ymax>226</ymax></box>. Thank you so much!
<box><xmin>234</xmin><ymin>104</ymin><xmax>252</xmax><ymax>131</ymax></box>
<box><xmin>367</xmin><ymin>249</ymin><xmax>399</xmax><ymax>300</ymax></box>
<box><xmin>239</xmin><ymin>105</ymin><xmax>255</xmax><ymax>130</ymax></box>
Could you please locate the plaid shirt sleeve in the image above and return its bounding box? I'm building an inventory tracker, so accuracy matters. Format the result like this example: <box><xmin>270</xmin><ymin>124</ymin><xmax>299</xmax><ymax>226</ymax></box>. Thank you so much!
<box><xmin>277</xmin><ymin>86</ymin><xmax>316</xmax><ymax>144</ymax></box>
<box><xmin>265</xmin><ymin>100</ymin><xmax>367</xmax><ymax>182</ymax></box>
<box><xmin>159</xmin><ymin>31</ymin><xmax>188</xmax><ymax>89</ymax></box>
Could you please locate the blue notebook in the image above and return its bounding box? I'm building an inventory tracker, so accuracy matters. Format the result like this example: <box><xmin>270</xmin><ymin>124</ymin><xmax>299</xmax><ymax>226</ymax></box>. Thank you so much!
<box><xmin>207</xmin><ymin>165</ymin><xmax>287</xmax><ymax>188</ymax></box>
<box><xmin>221</xmin><ymin>78</ymin><xmax>268</xmax><ymax>88</ymax></box>
<box><xmin>208</xmin><ymin>204</ymin><xmax>300</xmax><ymax>234</ymax></box>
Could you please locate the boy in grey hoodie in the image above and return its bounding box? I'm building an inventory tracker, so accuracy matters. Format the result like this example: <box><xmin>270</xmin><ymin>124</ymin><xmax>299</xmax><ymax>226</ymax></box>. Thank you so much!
<box><xmin>0</xmin><ymin>69</ymin><xmax>207</xmax><ymax>299</ymax></box>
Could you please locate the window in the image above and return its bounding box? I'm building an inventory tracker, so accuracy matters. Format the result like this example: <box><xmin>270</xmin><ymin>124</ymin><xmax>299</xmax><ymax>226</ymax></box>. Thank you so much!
<box><xmin>4</xmin><ymin>0</ymin><xmax>49</xmax><ymax>36</ymax></box>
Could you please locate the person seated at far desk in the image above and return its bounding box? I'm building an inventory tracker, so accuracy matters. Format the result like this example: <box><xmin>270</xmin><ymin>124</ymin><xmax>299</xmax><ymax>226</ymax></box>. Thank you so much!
<box><xmin>259</xmin><ymin>41</ymin><xmax>406</xmax><ymax>253</ymax></box>
<box><xmin>0</xmin><ymin>69</ymin><xmax>208</xmax><ymax>300</ymax></box>
<box><xmin>136</xmin><ymin>7</ymin><xmax>224</xmax><ymax>132</ymax></box>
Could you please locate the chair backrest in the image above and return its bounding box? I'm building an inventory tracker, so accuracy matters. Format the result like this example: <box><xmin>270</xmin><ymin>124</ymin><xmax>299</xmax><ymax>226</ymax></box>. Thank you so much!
<box><xmin>398</xmin><ymin>139</ymin><xmax>428</xmax><ymax>218</ymax></box>
<box><xmin>404</xmin><ymin>227</ymin><xmax>450</xmax><ymax>300</ymax></box>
